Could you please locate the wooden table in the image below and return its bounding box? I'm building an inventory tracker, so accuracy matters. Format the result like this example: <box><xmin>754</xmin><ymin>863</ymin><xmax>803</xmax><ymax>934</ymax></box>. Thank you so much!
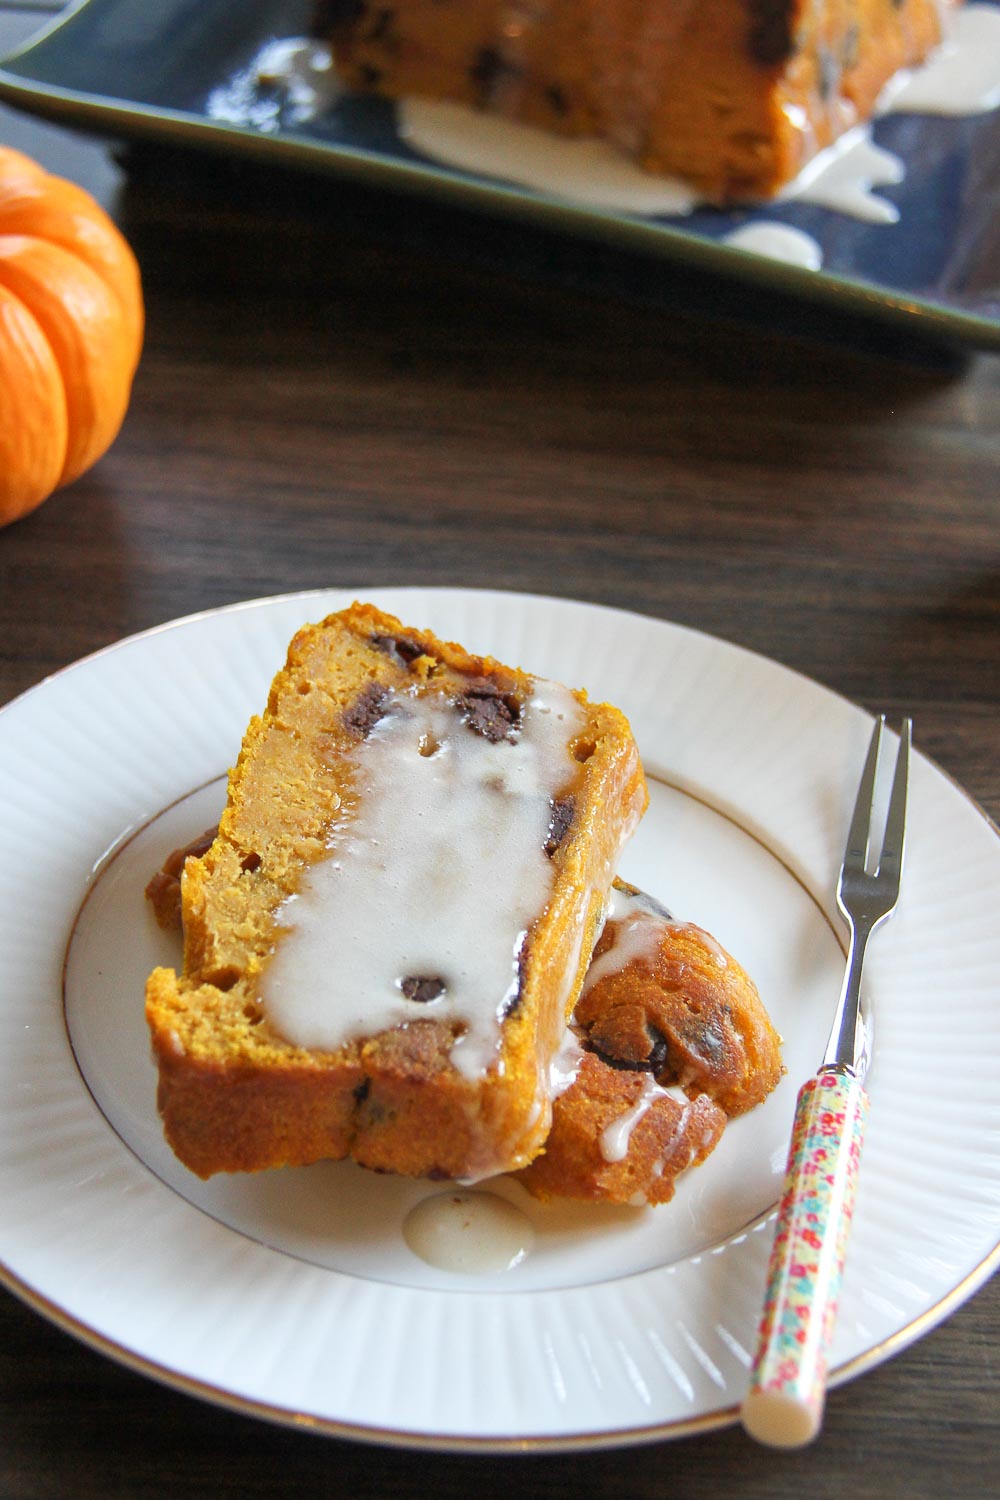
<box><xmin>1</xmin><ymin>6</ymin><xmax>997</xmax><ymax>1496</ymax></box>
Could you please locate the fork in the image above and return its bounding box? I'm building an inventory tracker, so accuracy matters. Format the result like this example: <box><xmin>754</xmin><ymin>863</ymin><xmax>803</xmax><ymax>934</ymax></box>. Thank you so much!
<box><xmin>741</xmin><ymin>715</ymin><xmax>912</xmax><ymax>1448</ymax></box>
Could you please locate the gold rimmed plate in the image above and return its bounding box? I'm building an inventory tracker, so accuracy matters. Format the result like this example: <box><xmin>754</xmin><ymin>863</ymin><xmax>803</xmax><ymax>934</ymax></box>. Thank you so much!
<box><xmin>1</xmin><ymin>588</ymin><xmax>999</xmax><ymax>1448</ymax></box>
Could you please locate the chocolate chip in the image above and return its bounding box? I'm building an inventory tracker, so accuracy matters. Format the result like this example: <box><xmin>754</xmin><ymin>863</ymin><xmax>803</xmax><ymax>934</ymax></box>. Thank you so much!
<box><xmin>631</xmin><ymin>889</ymin><xmax>673</xmax><ymax>920</ymax></box>
<box><xmin>688</xmin><ymin>1017</ymin><xmax>725</xmax><ymax>1061</ymax></box>
<box><xmin>311</xmin><ymin>0</ymin><xmax>367</xmax><ymax>36</ymax></box>
<box><xmin>501</xmin><ymin>993</ymin><xmax>522</xmax><ymax>1020</ymax></box>
<box><xmin>501</xmin><ymin>938</ymin><xmax>529</xmax><ymax>1018</ymax></box>
<box><xmin>358</xmin><ymin>62</ymin><xmax>383</xmax><ymax>87</ymax></box>
<box><xmin>646</xmin><ymin>1025</ymin><xmax>671</xmax><ymax>1075</ymax></box>
<box><xmin>368</xmin><ymin>6</ymin><xmax>396</xmax><ymax>43</ymax></box>
<box><xmin>352</xmin><ymin>1077</ymin><xmax>371</xmax><ymax>1104</ymax></box>
<box><xmin>746</xmin><ymin>0</ymin><xmax>796</xmax><ymax>66</ymax></box>
<box><xmin>544</xmin><ymin>83</ymin><xmax>569</xmax><ymax>116</ymax></box>
<box><xmin>588</xmin><ymin>1022</ymin><xmax>671</xmax><ymax>1074</ymax></box>
<box><xmin>612</xmin><ymin>880</ymin><xmax>673</xmax><ymax>921</ymax></box>
<box><xmin>470</xmin><ymin>45</ymin><xmax>519</xmax><ymax>104</ymax></box>
<box><xmin>370</xmin><ymin>632</ymin><xmax>423</xmax><ymax>666</ymax></box>
<box><xmin>342</xmin><ymin>682</ymin><xmax>389</xmax><ymax>738</ymax></box>
<box><xmin>464</xmin><ymin>695</ymin><xmax>515</xmax><ymax>740</ymax></box>
<box><xmin>842</xmin><ymin>22</ymin><xmax>860</xmax><ymax>70</ymax></box>
<box><xmin>454</xmin><ymin>680</ymin><xmax>522</xmax><ymax>743</ymax></box>
<box><xmin>818</xmin><ymin>47</ymin><xmax>838</xmax><ymax>101</ymax></box>
<box><xmin>544</xmin><ymin>795</ymin><xmax>575</xmax><ymax>856</ymax></box>
<box><xmin>587</xmin><ymin>1042</ymin><xmax>648</xmax><ymax>1072</ymax></box>
<box><xmin>401</xmin><ymin>975</ymin><xmax>446</xmax><ymax>1002</ymax></box>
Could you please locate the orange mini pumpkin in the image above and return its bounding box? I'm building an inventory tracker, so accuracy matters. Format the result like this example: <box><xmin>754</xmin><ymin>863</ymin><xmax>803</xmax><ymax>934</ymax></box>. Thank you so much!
<box><xmin>0</xmin><ymin>145</ymin><xmax>143</xmax><ymax>526</ymax></box>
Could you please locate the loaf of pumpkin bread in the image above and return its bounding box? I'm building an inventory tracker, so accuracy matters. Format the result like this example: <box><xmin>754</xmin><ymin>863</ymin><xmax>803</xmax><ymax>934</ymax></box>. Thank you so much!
<box><xmin>145</xmin><ymin>602</ymin><xmax>647</xmax><ymax>1181</ymax></box>
<box><xmin>317</xmin><ymin>0</ymin><xmax>960</xmax><ymax>200</ymax></box>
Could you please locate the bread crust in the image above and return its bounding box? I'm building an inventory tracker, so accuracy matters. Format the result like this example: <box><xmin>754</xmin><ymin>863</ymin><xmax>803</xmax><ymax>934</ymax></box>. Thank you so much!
<box><xmin>516</xmin><ymin>1054</ymin><xmax>727</xmax><ymax>1205</ymax></box>
<box><xmin>574</xmin><ymin>890</ymin><xmax>785</xmax><ymax>1117</ymax></box>
<box><xmin>516</xmin><ymin>880</ymin><xmax>784</xmax><ymax>1204</ymax></box>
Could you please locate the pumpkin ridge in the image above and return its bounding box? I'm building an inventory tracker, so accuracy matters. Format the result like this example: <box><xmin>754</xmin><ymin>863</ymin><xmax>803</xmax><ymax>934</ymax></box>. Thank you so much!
<box><xmin>0</xmin><ymin>176</ymin><xmax>143</xmax><ymax>365</ymax></box>
<box><xmin>0</xmin><ymin>282</ymin><xmax>68</xmax><ymax>523</ymax></box>
<box><xmin>0</xmin><ymin>233</ymin><xmax>135</xmax><ymax>488</ymax></box>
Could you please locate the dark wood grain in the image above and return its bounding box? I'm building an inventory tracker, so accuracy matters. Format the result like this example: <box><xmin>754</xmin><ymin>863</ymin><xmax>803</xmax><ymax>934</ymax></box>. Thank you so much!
<box><xmin>1</xmin><ymin>6</ymin><xmax>998</xmax><ymax>1497</ymax></box>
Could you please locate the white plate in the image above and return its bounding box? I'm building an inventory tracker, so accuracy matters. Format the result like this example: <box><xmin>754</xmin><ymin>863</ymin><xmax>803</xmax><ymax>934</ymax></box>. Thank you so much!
<box><xmin>1</xmin><ymin>588</ymin><xmax>998</xmax><ymax>1450</ymax></box>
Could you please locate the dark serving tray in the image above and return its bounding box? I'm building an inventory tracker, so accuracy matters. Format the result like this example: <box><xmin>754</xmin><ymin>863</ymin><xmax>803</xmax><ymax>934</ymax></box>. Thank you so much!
<box><xmin>1</xmin><ymin>0</ymin><xmax>998</xmax><ymax>350</ymax></box>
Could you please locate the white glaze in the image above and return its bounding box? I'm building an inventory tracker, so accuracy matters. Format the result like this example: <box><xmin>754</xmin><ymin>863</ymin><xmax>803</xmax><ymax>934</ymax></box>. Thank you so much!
<box><xmin>579</xmin><ymin>887</ymin><xmax>664</xmax><ymax>999</ymax></box>
<box><xmin>261</xmin><ymin>682</ymin><xmax>583</xmax><ymax>1076</ymax></box>
<box><xmin>781</xmin><ymin>129</ymin><xmax>905</xmax><ymax>225</ymax></box>
<box><xmin>507</xmin><ymin>1020</ymin><xmax>585</xmax><ymax>1166</ymax></box>
<box><xmin>721</xmin><ymin>222</ymin><xmax>824</xmax><ymax>271</ymax></box>
<box><xmin>403</xmin><ymin>1189</ymin><xmax>534</xmax><ymax>1274</ymax></box>
<box><xmin>878</xmin><ymin>7</ymin><xmax>1000</xmax><ymax>116</ymax></box>
<box><xmin>397</xmin><ymin>98</ymin><xmax>911</xmax><ymax>225</ymax></box>
<box><xmin>398</xmin><ymin>99</ymin><xmax>700</xmax><ymax>215</ymax></box>
<box><xmin>548</xmin><ymin>1025</ymin><xmax>585</xmax><ymax>1098</ymax></box>
<box><xmin>722</xmin><ymin>222</ymin><xmax>827</xmax><ymax>270</ymax></box>
<box><xmin>599</xmin><ymin>1076</ymin><xmax>691</xmax><ymax>1164</ymax></box>
<box><xmin>581</xmin><ymin>884</ymin><xmax>728</xmax><ymax>1003</ymax></box>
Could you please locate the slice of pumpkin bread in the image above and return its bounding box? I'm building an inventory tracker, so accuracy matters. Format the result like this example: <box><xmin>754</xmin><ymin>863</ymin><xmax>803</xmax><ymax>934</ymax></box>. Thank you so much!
<box><xmin>145</xmin><ymin>602</ymin><xmax>647</xmax><ymax>1180</ymax></box>
<box><xmin>516</xmin><ymin>881</ymin><xmax>783</xmax><ymax>1206</ymax></box>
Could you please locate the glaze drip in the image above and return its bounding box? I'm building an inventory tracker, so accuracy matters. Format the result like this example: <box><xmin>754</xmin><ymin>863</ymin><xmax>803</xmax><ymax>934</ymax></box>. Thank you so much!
<box><xmin>261</xmin><ymin>681</ymin><xmax>584</xmax><ymax>1076</ymax></box>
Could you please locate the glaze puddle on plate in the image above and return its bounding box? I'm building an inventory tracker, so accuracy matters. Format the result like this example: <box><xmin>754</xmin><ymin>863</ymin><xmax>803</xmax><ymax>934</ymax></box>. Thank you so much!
<box><xmin>64</xmin><ymin>772</ymin><xmax>842</xmax><ymax>1293</ymax></box>
<box><xmin>404</xmin><ymin>1190</ymin><xmax>535</xmax><ymax>1274</ymax></box>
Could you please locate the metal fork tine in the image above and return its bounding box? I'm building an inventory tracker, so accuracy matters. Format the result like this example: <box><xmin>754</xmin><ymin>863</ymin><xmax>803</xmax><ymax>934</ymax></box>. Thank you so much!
<box><xmin>842</xmin><ymin>716</ymin><xmax>884</xmax><ymax>877</ymax></box>
<box><xmin>832</xmin><ymin>714</ymin><xmax>909</xmax><ymax>1060</ymax></box>
<box><xmin>877</xmin><ymin>719</ymin><xmax>911</xmax><ymax>889</ymax></box>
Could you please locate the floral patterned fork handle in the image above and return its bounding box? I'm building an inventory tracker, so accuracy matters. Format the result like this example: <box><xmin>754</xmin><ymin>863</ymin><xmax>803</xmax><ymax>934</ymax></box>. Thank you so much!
<box><xmin>741</xmin><ymin>718</ymin><xmax>910</xmax><ymax>1448</ymax></box>
<box><xmin>741</xmin><ymin>1067</ymin><xmax>869</xmax><ymax>1446</ymax></box>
